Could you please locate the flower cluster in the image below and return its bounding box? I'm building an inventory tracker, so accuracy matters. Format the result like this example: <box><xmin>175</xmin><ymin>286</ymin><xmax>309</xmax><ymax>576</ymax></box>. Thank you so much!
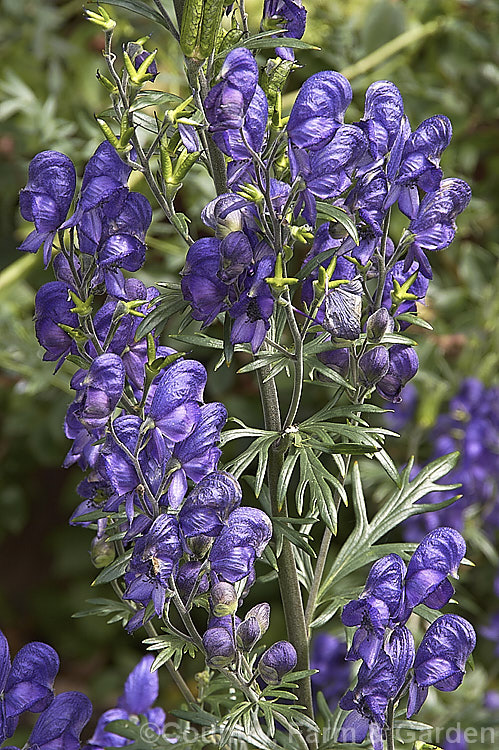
<box><xmin>19</xmin><ymin>142</ymin><xmax>297</xmax><ymax>683</ymax></box>
<box><xmin>0</xmin><ymin>628</ymin><xmax>91</xmax><ymax>749</ymax></box>
<box><xmin>180</xmin><ymin>43</ymin><xmax>470</xmax><ymax>399</ymax></box>
<box><xmin>338</xmin><ymin>527</ymin><xmax>475</xmax><ymax>749</ymax></box>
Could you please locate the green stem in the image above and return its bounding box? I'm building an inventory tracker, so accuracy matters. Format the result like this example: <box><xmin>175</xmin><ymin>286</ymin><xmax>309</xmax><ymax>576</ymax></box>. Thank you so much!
<box><xmin>372</xmin><ymin>207</ymin><xmax>391</xmax><ymax>312</ymax></box>
<box><xmin>283</xmin><ymin>292</ymin><xmax>304</xmax><ymax>430</ymax></box>
<box><xmin>386</xmin><ymin>699</ymin><xmax>396</xmax><ymax>750</ymax></box>
<box><xmin>151</xmin><ymin>0</ymin><xmax>180</xmax><ymax>40</ymax></box>
<box><xmin>255</xmin><ymin>365</ymin><xmax>316</xmax><ymax>746</ymax></box>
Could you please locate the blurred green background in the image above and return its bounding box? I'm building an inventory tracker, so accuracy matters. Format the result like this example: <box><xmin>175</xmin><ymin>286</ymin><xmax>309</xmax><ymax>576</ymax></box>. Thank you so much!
<box><xmin>0</xmin><ymin>0</ymin><xmax>498</xmax><ymax>741</ymax></box>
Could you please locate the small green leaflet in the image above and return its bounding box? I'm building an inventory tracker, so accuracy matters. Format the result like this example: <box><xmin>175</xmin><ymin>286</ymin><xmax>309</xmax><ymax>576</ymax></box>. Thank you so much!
<box><xmin>91</xmin><ymin>550</ymin><xmax>132</xmax><ymax>586</ymax></box>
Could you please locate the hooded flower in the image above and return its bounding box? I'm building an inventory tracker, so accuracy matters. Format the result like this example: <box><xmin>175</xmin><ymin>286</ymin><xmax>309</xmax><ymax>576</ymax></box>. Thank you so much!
<box><xmin>258</xmin><ymin>641</ymin><xmax>297</xmax><ymax>684</ymax></box>
<box><xmin>204</xmin><ymin>48</ymin><xmax>259</xmax><ymax>133</ymax></box>
<box><xmin>10</xmin><ymin>691</ymin><xmax>93</xmax><ymax>750</ymax></box>
<box><xmin>376</xmin><ymin>344</ymin><xmax>419</xmax><ymax>403</ymax></box>
<box><xmin>210</xmin><ymin>507</ymin><xmax>272</xmax><ymax>582</ymax></box>
<box><xmin>407</xmin><ymin>614</ymin><xmax>476</xmax><ymax>717</ymax></box>
<box><xmin>34</xmin><ymin>281</ymin><xmax>78</xmax><ymax>368</ymax></box>
<box><xmin>70</xmin><ymin>353</ymin><xmax>125</xmax><ymax>431</ymax></box>
<box><xmin>18</xmin><ymin>150</ymin><xmax>76</xmax><ymax>266</ymax></box>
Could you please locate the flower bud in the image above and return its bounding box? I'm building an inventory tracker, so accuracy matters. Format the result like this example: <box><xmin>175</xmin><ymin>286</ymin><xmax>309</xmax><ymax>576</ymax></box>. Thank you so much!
<box><xmin>90</xmin><ymin>536</ymin><xmax>116</xmax><ymax>568</ymax></box>
<box><xmin>358</xmin><ymin>346</ymin><xmax>390</xmax><ymax>386</ymax></box>
<box><xmin>176</xmin><ymin>561</ymin><xmax>209</xmax><ymax>602</ymax></box>
<box><xmin>258</xmin><ymin>640</ymin><xmax>297</xmax><ymax>685</ymax></box>
<box><xmin>244</xmin><ymin>603</ymin><xmax>270</xmax><ymax>634</ymax></box>
<box><xmin>210</xmin><ymin>582</ymin><xmax>238</xmax><ymax>616</ymax></box>
<box><xmin>317</xmin><ymin>347</ymin><xmax>350</xmax><ymax>379</ymax></box>
<box><xmin>366</xmin><ymin>307</ymin><xmax>394</xmax><ymax>343</ymax></box>
<box><xmin>236</xmin><ymin>617</ymin><xmax>261</xmax><ymax>651</ymax></box>
<box><xmin>203</xmin><ymin>627</ymin><xmax>236</xmax><ymax>667</ymax></box>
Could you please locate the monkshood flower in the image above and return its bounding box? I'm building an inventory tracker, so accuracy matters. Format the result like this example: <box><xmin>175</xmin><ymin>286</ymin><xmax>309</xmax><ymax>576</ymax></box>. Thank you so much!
<box><xmin>212</xmin><ymin>84</ymin><xmax>268</xmax><ymax>161</ymax></box>
<box><xmin>310</xmin><ymin>633</ymin><xmax>350</xmax><ymax>709</ymax></box>
<box><xmin>376</xmin><ymin>344</ymin><xmax>419</xmax><ymax>403</ymax></box>
<box><xmin>342</xmin><ymin>553</ymin><xmax>406</xmax><ymax>667</ymax></box>
<box><xmin>70</xmin><ymin>353</ymin><xmax>125</xmax><ymax>431</ymax></box>
<box><xmin>358</xmin><ymin>80</ymin><xmax>405</xmax><ymax>159</ymax></box>
<box><xmin>406</xmin><ymin>178</ymin><xmax>472</xmax><ymax>278</ymax></box>
<box><xmin>382</xmin><ymin>258</ymin><xmax>430</xmax><ymax>324</ymax></box>
<box><xmin>62</xmin><ymin>141</ymin><xmax>131</xmax><ymax>230</ymax></box>
<box><xmin>147</xmin><ymin>358</ymin><xmax>207</xmax><ymax>443</ymax></box>
<box><xmin>5</xmin><ymin>691</ymin><xmax>92</xmax><ymax>750</ymax></box>
<box><xmin>258</xmin><ymin>640</ymin><xmax>297</xmax><ymax>684</ymax></box>
<box><xmin>0</xmin><ymin>630</ymin><xmax>59</xmax><ymax>742</ymax></box>
<box><xmin>323</xmin><ymin>277</ymin><xmax>363</xmax><ymax>341</ymax></box>
<box><xmin>343</xmin><ymin>167</ymin><xmax>389</xmax><ymax>264</ymax></box>
<box><xmin>358</xmin><ymin>346</ymin><xmax>390</xmax><ymax>387</ymax></box>
<box><xmin>287</xmin><ymin>71</ymin><xmax>352</xmax><ymax>151</ymax></box>
<box><xmin>230</xmin><ymin>254</ymin><xmax>276</xmax><ymax>352</ymax></box>
<box><xmin>210</xmin><ymin>507</ymin><xmax>272</xmax><ymax>582</ymax></box>
<box><xmin>179</xmin><ymin>471</ymin><xmax>242</xmax><ymax>539</ymax></box>
<box><xmin>176</xmin><ymin>561</ymin><xmax>210</xmax><ymax>602</ymax></box>
<box><xmin>85</xmin><ymin>655</ymin><xmax>165</xmax><ymax>749</ymax></box>
<box><xmin>403</xmin><ymin>527</ymin><xmax>466</xmax><ymax>615</ymax></box>
<box><xmin>407</xmin><ymin>614</ymin><xmax>476</xmax><ymax>717</ymax></box>
<box><xmin>34</xmin><ymin>281</ymin><xmax>78</xmax><ymax>368</ymax></box>
<box><xmin>385</xmin><ymin>115</ymin><xmax>453</xmax><ymax>219</ymax></box>
<box><xmin>261</xmin><ymin>0</ymin><xmax>307</xmax><ymax>60</ymax></box>
<box><xmin>18</xmin><ymin>150</ymin><xmax>76</xmax><ymax>266</ymax></box>
<box><xmin>204</xmin><ymin>48</ymin><xmax>258</xmax><ymax>133</ymax></box>
<box><xmin>337</xmin><ymin>650</ymin><xmax>395</xmax><ymax>750</ymax></box>
<box><xmin>123</xmin><ymin>514</ymin><xmax>182</xmax><ymax>616</ymax></box>
<box><xmin>167</xmin><ymin>401</ymin><xmax>227</xmax><ymax>507</ymax></box>
<box><xmin>181</xmin><ymin>237</ymin><xmax>231</xmax><ymax>325</ymax></box>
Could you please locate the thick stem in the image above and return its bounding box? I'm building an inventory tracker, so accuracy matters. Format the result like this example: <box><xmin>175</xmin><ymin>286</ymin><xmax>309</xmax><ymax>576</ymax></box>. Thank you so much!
<box><xmin>385</xmin><ymin>699</ymin><xmax>396</xmax><ymax>750</ymax></box>
<box><xmin>283</xmin><ymin>293</ymin><xmax>304</xmax><ymax>430</ymax></box>
<box><xmin>255</xmin><ymin>366</ymin><xmax>316</xmax><ymax>747</ymax></box>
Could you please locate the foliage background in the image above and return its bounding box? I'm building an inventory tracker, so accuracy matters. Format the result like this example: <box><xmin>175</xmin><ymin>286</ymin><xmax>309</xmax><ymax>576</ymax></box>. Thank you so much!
<box><xmin>0</xmin><ymin>0</ymin><xmax>497</xmax><ymax>741</ymax></box>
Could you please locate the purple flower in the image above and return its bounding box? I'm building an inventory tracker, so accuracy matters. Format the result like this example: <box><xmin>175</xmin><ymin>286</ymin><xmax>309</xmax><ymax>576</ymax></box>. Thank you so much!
<box><xmin>262</xmin><ymin>0</ymin><xmax>307</xmax><ymax>41</ymax></box>
<box><xmin>403</xmin><ymin>527</ymin><xmax>466</xmax><ymax>614</ymax></box>
<box><xmin>210</xmin><ymin>507</ymin><xmax>272</xmax><ymax>582</ymax></box>
<box><xmin>406</xmin><ymin>178</ymin><xmax>472</xmax><ymax>278</ymax></box>
<box><xmin>287</xmin><ymin>71</ymin><xmax>352</xmax><ymax>151</ymax></box>
<box><xmin>70</xmin><ymin>354</ymin><xmax>125</xmax><ymax>431</ymax></box>
<box><xmin>338</xmin><ymin>650</ymin><xmax>395</xmax><ymax>750</ymax></box>
<box><xmin>179</xmin><ymin>471</ymin><xmax>242</xmax><ymax>539</ymax></box>
<box><xmin>236</xmin><ymin>603</ymin><xmax>270</xmax><ymax>651</ymax></box>
<box><xmin>133</xmin><ymin>50</ymin><xmax>158</xmax><ymax>81</ymax></box>
<box><xmin>19</xmin><ymin>691</ymin><xmax>92</xmax><ymax>750</ymax></box>
<box><xmin>124</xmin><ymin>514</ymin><xmax>182</xmax><ymax>615</ymax></box>
<box><xmin>360</xmin><ymin>80</ymin><xmax>405</xmax><ymax>158</ymax></box>
<box><xmin>258</xmin><ymin>641</ymin><xmax>297</xmax><ymax>684</ymax></box>
<box><xmin>382</xmin><ymin>259</ymin><xmax>429</xmax><ymax>324</ymax></box>
<box><xmin>85</xmin><ymin>655</ymin><xmax>164</xmax><ymax>749</ymax></box>
<box><xmin>323</xmin><ymin>278</ymin><xmax>363</xmax><ymax>341</ymax></box>
<box><xmin>18</xmin><ymin>150</ymin><xmax>76</xmax><ymax>266</ymax></box>
<box><xmin>230</xmin><ymin>254</ymin><xmax>276</xmax><ymax>353</ymax></box>
<box><xmin>176</xmin><ymin>561</ymin><xmax>209</xmax><ymax>602</ymax></box>
<box><xmin>205</xmin><ymin>48</ymin><xmax>258</xmax><ymax>133</ymax></box>
<box><xmin>0</xmin><ymin>631</ymin><xmax>59</xmax><ymax>742</ymax></box>
<box><xmin>358</xmin><ymin>346</ymin><xmax>390</xmax><ymax>386</ymax></box>
<box><xmin>34</xmin><ymin>281</ymin><xmax>78</xmax><ymax>368</ymax></box>
<box><xmin>148</xmin><ymin>358</ymin><xmax>206</xmax><ymax>443</ymax></box>
<box><xmin>342</xmin><ymin>554</ymin><xmax>406</xmax><ymax>667</ymax></box>
<box><xmin>182</xmin><ymin>237</ymin><xmax>230</xmax><ymax>325</ymax></box>
<box><xmin>376</xmin><ymin>344</ymin><xmax>419</xmax><ymax>403</ymax></box>
<box><xmin>407</xmin><ymin>614</ymin><xmax>476</xmax><ymax>717</ymax></box>
<box><xmin>212</xmin><ymin>85</ymin><xmax>268</xmax><ymax>160</ymax></box>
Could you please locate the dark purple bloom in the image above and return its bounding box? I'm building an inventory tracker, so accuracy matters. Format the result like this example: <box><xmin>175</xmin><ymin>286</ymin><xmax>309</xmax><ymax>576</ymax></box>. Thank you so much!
<box><xmin>33</xmin><ymin>281</ymin><xmax>78</xmax><ymax>367</ymax></box>
<box><xmin>203</xmin><ymin>627</ymin><xmax>236</xmax><ymax>667</ymax></box>
<box><xmin>176</xmin><ymin>561</ymin><xmax>209</xmax><ymax>602</ymax></box>
<box><xmin>210</xmin><ymin>507</ymin><xmax>272</xmax><ymax>582</ymax></box>
<box><xmin>0</xmin><ymin>631</ymin><xmax>59</xmax><ymax>742</ymax></box>
<box><xmin>167</xmin><ymin>401</ymin><xmax>227</xmax><ymax>507</ymax></box>
<box><xmin>85</xmin><ymin>655</ymin><xmax>164</xmax><ymax>749</ymax></box>
<box><xmin>70</xmin><ymin>354</ymin><xmax>125</xmax><ymax>431</ymax></box>
<box><xmin>179</xmin><ymin>471</ymin><xmax>242</xmax><ymax>539</ymax></box>
<box><xmin>403</xmin><ymin>527</ymin><xmax>466</xmax><ymax>614</ymax></box>
<box><xmin>406</xmin><ymin>178</ymin><xmax>472</xmax><ymax>278</ymax></box>
<box><xmin>124</xmin><ymin>514</ymin><xmax>182</xmax><ymax>615</ymax></box>
<box><xmin>303</xmin><ymin>125</ymin><xmax>368</xmax><ymax>199</ymax></box>
<box><xmin>358</xmin><ymin>346</ymin><xmax>390</xmax><ymax>386</ymax></box>
<box><xmin>360</xmin><ymin>80</ymin><xmax>404</xmax><ymax>158</ymax></box>
<box><xmin>212</xmin><ymin>85</ymin><xmax>268</xmax><ymax>160</ymax></box>
<box><xmin>230</xmin><ymin>254</ymin><xmax>276</xmax><ymax>353</ymax></box>
<box><xmin>148</xmin><ymin>358</ymin><xmax>206</xmax><ymax>443</ymax></box>
<box><xmin>287</xmin><ymin>71</ymin><xmax>352</xmax><ymax>151</ymax></box>
<box><xmin>384</xmin><ymin>625</ymin><xmax>415</xmax><ymax>695</ymax></box>
<box><xmin>259</xmin><ymin>641</ymin><xmax>297</xmax><ymax>684</ymax></box>
<box><xmin>343</xmin><ymin>167</ymin><xmax>389</xmax><ymax>264</ymax></box>
<box><xmin>310</xmin><ymin>633</ymin><xmax>350</xmax><ymax>709</ymax></box>
<box><xmin>342</xmin><ymin>554</ymin><xmax>406</xmax><ymax>667</ymax></box>
<box><xmin>262</xmin><ymin>0</ymin><xmax>307</xmax><ymax>40</ymax></box>
<box><xmin>18</xmin><ymin>150</ymin><xmax>76</xmax><ymax>266</ymax></box>
<box><xmin>376</xmin><ymin>344</ymin><xmax>419</xmax><ymax>403</ymax></box>
<box><xmin>407</xmin><ymin>614</ymin><xmax>476</xmax><ymax>717</ymax></box>
<box><xmin>211</xmin><ymin>582</ymin><xmax>238</xmax><ymax>616</ymax></box>
<box><xmin>205</xmin><ymin>48</ymin><xmax>258</xmax><ymax>133</ymax></box>
<box><xmin>182</xmin><ymin>237</ymin><xmax>230</xmax><ymax>325</ymax></box>
<box><xmin>338</xmin><ymin>651</ymin><xmax>395</xmax><ymax>750</ymax></box>
<box><xmin>96</xmin><ymin>192</ymin><xmax>152</xmax><ymax>273</ymax></box>
<box><xmin>18</xmin><ymin>691</ymin><xmax>92</xmax><ymax>750</ymax></box>
<box><xmin>317</xmin><ymin>346</ymin><xmax>350</xmax><ymax>379</ymax></box>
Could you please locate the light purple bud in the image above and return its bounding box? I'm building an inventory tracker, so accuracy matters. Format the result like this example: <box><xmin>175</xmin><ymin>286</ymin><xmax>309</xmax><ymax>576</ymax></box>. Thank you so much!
<box><xmin>366</xmin><ymin>307</ymin><xmax>394</xmax><ymax>343</ymax></box>
<box><xmin>203</xmin><ymin>627</ymin><xmax>236</xmax><ymax>667</ymax></box>
<box><xmin>258</xmin><ymin>640</ymin><xmax>297</xmax><ymax>684</ymax></box>
<box><xmin>211</xmin><ymin>582</ymin><xmax>238</xmax><ymax>616</ymax></box>
<box><xmin>358</xmin><ymin>346</ymin><xmax>390</xmax><ymax>386</ymax></box>
<box><xmin>236</xmin><ymin>617</ymin><xmax>262</xmax><ymax>651</ymax></box>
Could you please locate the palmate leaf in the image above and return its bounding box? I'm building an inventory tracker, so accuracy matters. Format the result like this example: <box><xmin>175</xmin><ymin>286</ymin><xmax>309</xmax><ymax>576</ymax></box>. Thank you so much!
<box><xmin>143</xmin><ymin>632</ymin><xmax>198</xmax><ymax>672</ymax></box>
<box><xmin>318</xmin><ymin>453</ymin><xmax>461</xmax><ymax>603</ymax></box>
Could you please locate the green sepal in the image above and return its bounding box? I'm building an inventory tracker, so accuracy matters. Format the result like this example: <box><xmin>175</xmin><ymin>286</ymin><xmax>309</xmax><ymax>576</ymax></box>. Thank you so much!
<box><xmin>68</xmin><ymin>290</ymin><xmax>94</xmax><ymax>317</ymax></box>
<box><xmin>84</xmin><ymin>5</ymin><xmax>116</xmax><ymax>32</ymax></box>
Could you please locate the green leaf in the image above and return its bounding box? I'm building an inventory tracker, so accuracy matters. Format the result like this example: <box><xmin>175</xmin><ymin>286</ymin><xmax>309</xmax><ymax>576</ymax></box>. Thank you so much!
<box><xmin>99</xmin><ymin>0</ymin><xmax>172</xmax><ymax>29</ymax></box>
<box><xmin>104</xmin><ymin>719</ymin><xmax>141</xmax><ymax>741</ymax></box>
<box><xmin>135</xmin><ymin>294</ymin><xmax>188</xmax><ymax>340</ymax></box>
<box><xmin>395</xmin><ymin>312</ymin><xmax>433</xmax><ymax>330</ymax></box>
<box><xmin>168</xmin><ymin>332</ymin><xmax>224</xmax><ymax>349</ymax></box>
<box><xmin>277</xmin><ymin>451</ymin><xmax>300</xmax><ymax>511</ymax></box>
<box><xmin>219</xmin><ymin>31</ymin><xmax>320</xmax><ymax>58</ymax></box>
<box><xmin>130</xmin><ymin>91</ymin><xmax>183</xmax><ymax>112</ymax></box>
<box><xmin>315</xmin><ymin>202</ymin><xmax>359</xmax><ymax>245</ymax></box>
<box><xmin>91</xmin><ymin>550</ymin><xmax>132</xmax><ymax>586</ymax></box>
<box><xmin>274</xmin><ymin>518</ymin><xmax>317</xmax><ymax>558</ymax></box>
